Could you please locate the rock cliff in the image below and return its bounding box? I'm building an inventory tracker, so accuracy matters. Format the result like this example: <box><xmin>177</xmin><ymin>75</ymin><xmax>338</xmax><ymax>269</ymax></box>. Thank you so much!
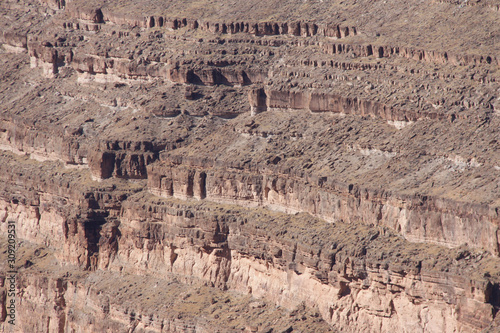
<box><xmin>0</xmin><ymin>0</ymin><xmax>499</xmax><ymax>331</ymax></box>
<box><xmin>1</xmin><ymin>154</ymin><xmax>500</xmax><ymax>332</ymax></box>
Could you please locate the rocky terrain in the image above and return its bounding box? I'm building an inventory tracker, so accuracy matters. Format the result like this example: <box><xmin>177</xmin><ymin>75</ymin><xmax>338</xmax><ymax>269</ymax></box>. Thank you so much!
<box><xmin>0</xmin><ymin>0</ymin><xmax>500</xmax><ymax>331</ymax></box>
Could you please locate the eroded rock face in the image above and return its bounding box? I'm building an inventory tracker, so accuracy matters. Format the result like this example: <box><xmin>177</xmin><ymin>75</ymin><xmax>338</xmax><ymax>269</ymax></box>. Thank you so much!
<box><xmin>147</xmin><ymin>111</ymin><xmax>500</xmax><ymax>255</ymax></box>
<box><xmin>0</xmin><ymin>152</ymin><xmax>144</xmax><ymax>269</ymax></box>
<box><xmin>114</xmin><ymin>193</ymin><xmax>499</xmax><ymax>332</ymax></box>
<box><xmin>0</xmin><ymin>0</ymin><xmax>500</xmax><ymax>331</ymax></box>
<box><xmin>0</xmin><ymin>165</ymin><xmax>499</xmax><ymax>332</ymax></box>
<box><xmin>0</xmin><ymin>240</ymin><xmax>333</xmax><ymax>333</ymax></box>
<box><xmin>1</xmin><ymin>0</ymin><xmax>498</xmax><ymax>182</ymax></box>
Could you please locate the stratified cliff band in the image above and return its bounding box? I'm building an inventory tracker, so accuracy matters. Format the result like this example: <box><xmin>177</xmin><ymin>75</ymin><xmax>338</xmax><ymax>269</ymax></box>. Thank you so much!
<box><xmin>0</xmin><ymin>0</ymin><xmax>499</xmax><ymax>332</ymax></box>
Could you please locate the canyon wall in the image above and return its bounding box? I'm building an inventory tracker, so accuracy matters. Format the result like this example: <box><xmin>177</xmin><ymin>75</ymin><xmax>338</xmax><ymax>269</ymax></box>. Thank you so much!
<box><xmin>2</xmin><ymin>245</ymin><xmax>332</xmax><ymax>333</ymax></box>
<box><xmin>113</xmin><ymin>193</ymin><xmax>499</xmax><ymax>332</ymax></box>
<box><xmin>1</xmin><ymin>0</ymin><xmax>500</xmax><ymax>331</ymax></box>
<box><xmin>0</xmin><ymin>153</ymin><xmax>499</xmax><ymax>332</ymax></box>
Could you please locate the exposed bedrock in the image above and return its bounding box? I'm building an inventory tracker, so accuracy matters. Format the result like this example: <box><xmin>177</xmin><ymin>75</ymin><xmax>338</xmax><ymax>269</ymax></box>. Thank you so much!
<box><xmin>0</xmin><ymin>117</ymin><xmax>160</xmax><ymax>179</ymax></box>
<box><xmin>69</xmin><ymin>53</ymin><xmax>268</xmax><ymax>86</ymax></box>
<box><xmin>0</xmin><ymin>152</ymin><xmax>143</xmax><ymax>268</ymax></box>
<box><xmin>148</xmin><ymin>161</ymin><xmax>500</xmax><ymax>256</ymax></box>
<box><xmin>321</xmin><ymin>42</ymin><xmax>499</xmax><ymax>67</ymax></box>
<box><xmin>146</xmin><ymin>109</ymin><xmax>500</xmax><ymax>256</ymax></box>
<box><xmin>0</xmin><ymin>31</ymin><xmax>27</xmax><ymax>53</ymax></box>
<box><xmin>64</xmin><ymin>2</ymin><xmax>356</xmax><ymax>39</ymax></box>
<box><xmin>0</xmin><ymin>153</ymin><xmax>333</xmax><ymax>332</ymax></box>
<box><xmin>101</xmin><ymin>192</ymin><xmax>500</xmax><ymax>332</ymax></box>
<box><xmin>58</xmin><ymin>2</ymin><xmax>497</xmax><ymax>68</ymax></box>
<box><xmin>85</xmin><ymin>115</ymin><xmax>233</xmax><ymax>180</ymax></box>
<box><xmin>0</xmin><ymin>118</ymin><xmax>86</xmax><ymax>165</ymax></box>
<box><xmin>0</xmin><ymin>246</ymin><xmax>334</xmax><ymax>333</ymax></box>
<box><xmin>88</xmin><ymin>141</ymin><xmax>162</xmax><ymax>180</ymax></box>
<box><xmin>249</xmin><ymin>88</ymin><xmax>442</xmax><ymax>121</ymax></box>
<box><xmin>1</xmin><ymin>0</ymin><xmax>500</xmax><ymax>331</ymax></box>
<box><xmin>3</xmin><ymin>163</ymin><xmax>499</xmax><ymax>332</ymax></box>
<box><xmin>11</xmin><ymin>271</ymin><xmax>222</xmax><ymax>333</ymax></box>
<box><xmin>24</xmin><ymin>32</ymin><xmax>270</xmax><ymax>86</ymax></box>
<box><xmin>0</xmin><ymin>117</ymin><xmax>161</xmax><ymax>179</ymax></box>
<box><xmin>1</xmin><ymin>151</ymin><xmax>499</xmax><ymax>332</ymax></box>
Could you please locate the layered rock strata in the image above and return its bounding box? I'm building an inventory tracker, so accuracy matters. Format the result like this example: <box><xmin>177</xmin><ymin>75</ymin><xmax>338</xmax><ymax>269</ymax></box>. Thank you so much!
<box><xmin>0</xmin><ymin>0</ymin><xmax>499</xmax><ymax>331</ymax></box>
<box><xmin>0</xmin><ymin>152</ymin><xmax>144</xmax><ymax>268</ymax></box>
<box><xmin>0</xmin><ymin>152</ymin><xmax>499</xmax><ymax>332</ymax></box>
<box><xmin>2</xmin><ymin>0</ymin><xmax>499</xmax><ymax>182</ymax></box>
<box><xmin>0</xmin><ymin>239</ymin><xmax>333</xmax><ymax>333</ymax></box>
<box><xmin>115</xmin><ymin>192</ymin><xmax>500</xmax><ymax>332</ymax></box>
<box><xmin>148</xmin><ymin>110</ymin><xmax>500</xmax><ymax>255</ymax></box>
